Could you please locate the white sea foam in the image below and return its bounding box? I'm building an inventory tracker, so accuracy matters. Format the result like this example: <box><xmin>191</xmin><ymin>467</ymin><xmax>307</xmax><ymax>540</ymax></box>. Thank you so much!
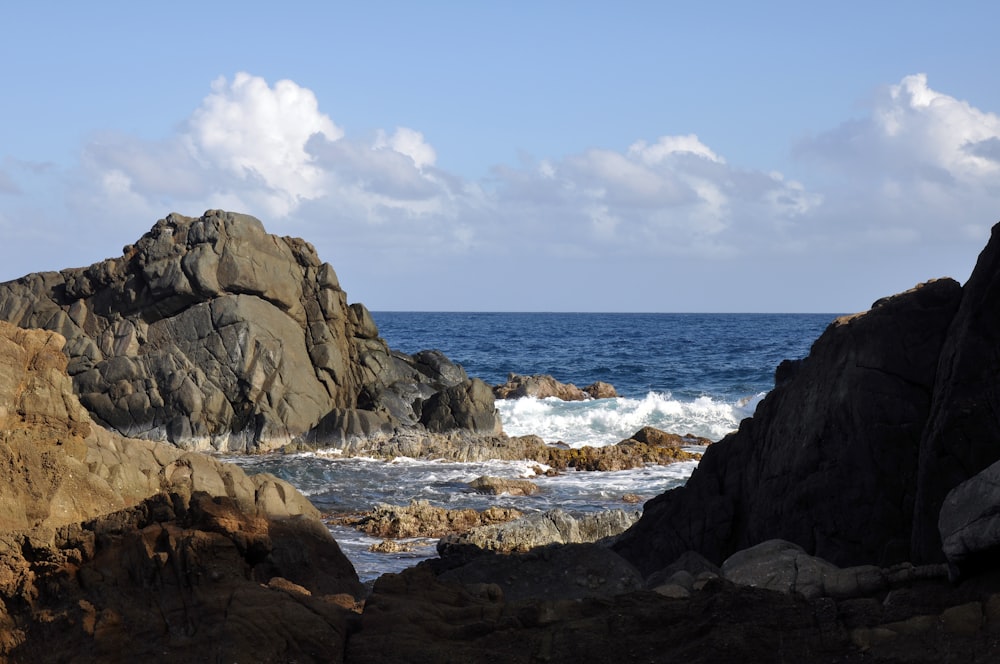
<box><xmin>496</xmin><ymin>391</ymin><xmax>753</xmax><ymax>447</ymax></box>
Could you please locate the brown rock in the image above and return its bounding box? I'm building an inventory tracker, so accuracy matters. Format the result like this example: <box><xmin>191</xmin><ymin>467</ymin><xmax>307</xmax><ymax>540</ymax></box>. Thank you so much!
<box><xmin>583</xmin><ymin>381</ymin><xmax>618</xmax><ymax>399</ymax></box>
<box><xmin>492</xmin><ymin>373</ymin><xmax>591</xmax><ymax>401</ymax></box>
<box><xmin>343</xmin><ymin>500</ymin><xmax>523</xmax><ymax>539</ymax></box>
<box><xmin>0</xmin><ymin>320</ymin><xmax>363</xmax><ymax>662</ymax></box>
<box><xmin>469</xmin><ymin>475</ymin><xmax>540</xmax><ymax>496</ymax></box>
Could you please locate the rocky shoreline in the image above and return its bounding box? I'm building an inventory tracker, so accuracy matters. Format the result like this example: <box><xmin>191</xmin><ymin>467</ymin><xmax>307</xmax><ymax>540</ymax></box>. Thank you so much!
<box><xmin>3</xmin><ymin>210</ymin><xmax>1000</xmax><ymax>661</ymax></box>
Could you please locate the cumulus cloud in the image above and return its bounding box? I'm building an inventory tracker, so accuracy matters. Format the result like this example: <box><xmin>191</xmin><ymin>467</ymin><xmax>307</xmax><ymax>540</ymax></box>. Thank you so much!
<box><xmin>65</xmin><ymin>70</ymin><xmax>1000</xmax><ymax>299</ymax></box>
<box><xmin>796</xmin><ymin>73</ymin><xmax>1000</xmax><ymax>242</ymax></box>
<box><xmin>487</xmin><ymin>134</ymin><xmax>821</xmax><ymax>258</ymax></box>
<box><xmin>72</xmin><ymin>73</ymin><xmax>472</xmax><ymax>255</ymax></box>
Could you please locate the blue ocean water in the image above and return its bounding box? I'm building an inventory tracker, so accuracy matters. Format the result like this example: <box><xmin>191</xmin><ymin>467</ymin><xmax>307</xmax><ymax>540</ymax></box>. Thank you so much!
<box><xmin>233</xmin><ymin>312</ymin><xmax>840</xmax><ymax>581</ymax></box>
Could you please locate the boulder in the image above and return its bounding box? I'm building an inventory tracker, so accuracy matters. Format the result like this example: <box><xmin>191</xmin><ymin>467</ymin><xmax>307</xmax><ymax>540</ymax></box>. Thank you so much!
<box><xmin>438</xmin><ymin>508</ymin><xmax>640</xmax><ymax>556</ymax></box>
<box><xmin>939</xmin><ymin>458</ymin><xmax>1000</xmax><ymax>578</ymax></box>
<box><xmin>337</xmin><ymin>500</ymin><xmax>523</xmax><ymax>539</ymax></box>
<box><xmin>722</xmin><ymin>540</ymin><xmax>881</xmax><ymax>600</ymax></box>
<box><xmin>468</xmin><ymin>475</ymin><xmax>540</xmax><ymax>496</ymax></box>
<box><xmin>493</xmin><ymin>373</ymin><xmax>600</xmax><ymax>401</ymax></box>
<box><xmin>0</xmin><ymin>211</ymin><xmax>499</xmax><ymax>452</ymax></box>
<box><xmin>583</xmin><ymin>380</ymin><xmax>618</xmax><ymax>399</ymax></box>
<box><xmin>420</xmin><ymin>378</ymin><xmax>501</xmax><ymax>434</ymax></box>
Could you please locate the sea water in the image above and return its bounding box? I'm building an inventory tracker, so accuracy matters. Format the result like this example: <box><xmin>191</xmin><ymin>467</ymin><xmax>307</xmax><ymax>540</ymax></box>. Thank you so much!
<box><xmin>232</xmin><ymin>312</ymin><xmax>838</xmax><ymax>581</ymax></box>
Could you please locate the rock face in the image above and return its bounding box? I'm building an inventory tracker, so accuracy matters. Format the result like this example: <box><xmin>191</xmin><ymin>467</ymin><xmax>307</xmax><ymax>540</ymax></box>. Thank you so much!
<box><xmin>0</xmin><ymin>320</ymin><xmax>363</xmax><ymax>662</ymax></box>
<box><xmin>0</xmin><ymin>211</ymin><xmax>499</xmax><ymax>452</ymax></box>
<box><xmin>438</xmin><ymin>508</ymin><xmax>641</xmax><ymax>556</ymax></box>
<box><xmin>616</xmin><ymin>223</ymin><xmax>1000</xmax><ymax>575</ymax></box>
<box><xmin>616</xmin><ymin>277</ymin><xmax>965</xmax><ymax>573</ymax></box>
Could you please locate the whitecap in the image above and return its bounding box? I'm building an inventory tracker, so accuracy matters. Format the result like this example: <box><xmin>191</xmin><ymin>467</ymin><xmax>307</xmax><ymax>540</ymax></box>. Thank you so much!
<box><xmin>496</xmin><ymin>391</ymin><xmax>749</xmax><ymax>447</ymax></box>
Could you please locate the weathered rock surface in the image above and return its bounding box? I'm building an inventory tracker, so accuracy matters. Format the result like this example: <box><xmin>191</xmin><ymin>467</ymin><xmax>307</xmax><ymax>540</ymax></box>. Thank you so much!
<box><xmin>335</xmin><ymin>500</ymin><xmax>523</xmax><ymax>539</ymax></box>
<box><xmin>468</xmin><ymin>475</ymin><xmax>540</xmax><ymax>496</ymax></box>
<box><xmin>939</xmin><ymin>458</ymin><xmax>1000</xmax><ymax>578</ymax></box>
<box><xmin>615</xmin><ymin>277</ymin><xmax>965</xmax><ymax>573</ymax></box>
<box><xmin>0</xmin><ymin>210</ymin><xmax>499</xmax><ymax>452</ymax></box>
<box><xmin>333</xmin><ymin>428</ymin><xmax>702</xmax><ymax>470</ymax></box>
<box><xmin>347</xmin><ymin>553</ymin><xmax>1000</xmax><ymax>664</ymax></box>
<box><xmin>492</xmin><ymin>373</ymin><xmax>618</xmax><ymax>400</ymax></box>
<box><xmin>0</xmin><ymin>319</ymin><xmax>363</xmax><ymax>662</ymax></box>
<box><xmin>438</xmin><ymin>508</ymin><xmax>641</xmax><ymax>556</ymax></box>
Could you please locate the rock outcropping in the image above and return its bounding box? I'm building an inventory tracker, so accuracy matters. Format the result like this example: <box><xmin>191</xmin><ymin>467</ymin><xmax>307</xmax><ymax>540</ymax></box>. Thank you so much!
<box><xmin>493</xmin><ymin>373</ymin><xmax>618</xmax><ymax>400</ymax></box>
<box><xmin>615</xmin><ymin>222</ymin><xmax>1000</xmax><ymax>575</ymax></box>
<box><xmin>0</xmin><ymin>211</ymin><xmax>499</xmax><ymax>452</ymax></box>
<box><xmin>0</xmin><ymin>320</ymin><xmax>363</xmax><ymax>662</ymax></box>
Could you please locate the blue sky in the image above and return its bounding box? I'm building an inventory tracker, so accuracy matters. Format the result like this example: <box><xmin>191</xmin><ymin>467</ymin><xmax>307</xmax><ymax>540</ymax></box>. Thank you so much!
<box><xmin>2</xmin><ymin>1</ymin><xmax>999</xmax><ymax>312</ymax></box>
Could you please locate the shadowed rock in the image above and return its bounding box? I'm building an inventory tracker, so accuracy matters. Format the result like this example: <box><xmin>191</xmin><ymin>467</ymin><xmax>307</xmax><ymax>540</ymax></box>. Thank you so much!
<box><xmin>0</xmin><ymin>319</ymin><xmax>363</xmax><ymax>662</ymax></box>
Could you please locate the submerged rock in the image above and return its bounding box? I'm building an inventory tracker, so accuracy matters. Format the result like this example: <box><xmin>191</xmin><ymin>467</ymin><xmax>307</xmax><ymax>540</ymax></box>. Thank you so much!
<box><xmin>0</xmin><ymin>211</ymin><xmax>499</xmax><ymax>452</ymax></box>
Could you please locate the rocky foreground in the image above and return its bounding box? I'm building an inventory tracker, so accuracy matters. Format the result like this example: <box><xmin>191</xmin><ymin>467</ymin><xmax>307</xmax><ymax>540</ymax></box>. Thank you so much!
<box><xmin>4</xmin><ymin>211</ymin><xmax>1000</xmax><ymax>661</ymax></box>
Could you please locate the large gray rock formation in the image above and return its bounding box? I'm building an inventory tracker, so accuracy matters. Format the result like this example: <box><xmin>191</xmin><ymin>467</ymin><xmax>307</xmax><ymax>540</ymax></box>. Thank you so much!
<box><xmin>0</xmin><ymin>210</ymin><xmax>499</xmax><ymax>452</ymax></box>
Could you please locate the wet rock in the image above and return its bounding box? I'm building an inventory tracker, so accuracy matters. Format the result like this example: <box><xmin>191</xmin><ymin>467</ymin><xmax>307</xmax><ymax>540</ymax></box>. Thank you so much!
<box><xmin>341</xmin><ymin>500</ymin><xmax>523</xmax><ymax>538</ymax></box>
<box><xmin>492</xmin><ymin>373</ymin><xmax>617</xmax><ymax>401</ymax></box>
<box><xmin>468</xmin><ymin>475</ymin><xmax>540</xmax><ymax>496</ymax></box>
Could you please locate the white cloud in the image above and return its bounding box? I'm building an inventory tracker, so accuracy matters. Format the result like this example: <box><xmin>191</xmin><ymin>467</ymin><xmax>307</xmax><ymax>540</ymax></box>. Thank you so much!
<box><xmin>183</xmin><ymin>73</ymin><xmax>342</xmax><ymax>216</ymax></box>
<box><xmin>374</xmin><ymin>127</ymin><xmax>437</xmax><ymax>170</ymax></box>
<box><xmin>796</xmin><ymin>73</ymin><xmax>1000</xmax><ymax>243</ymax></box>
<box><xmin>47</xmin><ymin>71</ymin><xmax>1000</xmax><ymax>309</ymax></box>
<box><xmin>487</xmin><ymin>134</ymin><xmax>821</xmax><ymax>258</ymax></box>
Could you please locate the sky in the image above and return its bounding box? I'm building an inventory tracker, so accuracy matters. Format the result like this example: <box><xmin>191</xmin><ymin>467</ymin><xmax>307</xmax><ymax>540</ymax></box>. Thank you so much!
<box><xmin>1</xmin><ymin>2</ymin><xmax>999</xmax><ymax>313</ymax></box>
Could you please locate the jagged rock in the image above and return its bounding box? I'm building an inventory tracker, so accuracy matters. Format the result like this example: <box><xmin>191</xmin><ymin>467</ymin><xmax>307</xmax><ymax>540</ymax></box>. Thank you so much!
<box><xmin>0</xmin><ymin>211</ymin><xmax>499</xmax><ymax>452</ymax></box>
<box><xmin>615</xmin><ymin>278</ymin><xmax>963</xmax><ymax>573</ymax></box>
<box><xmin>338</xmin><ymin>500</ymin><xmax>523</xmax><ymax>538</ymax></box>
<box><xmin>332</xmin><ymin>429</ymin><xmax>701</xmax><ymax>470</ymax></box>
<box><xmin>468</xmin><ymin>475</ymin><xmax>540</xmax><ymax>496</ymax></box>
<box><xmin>583</xmin><ymin>380</ymin><xmax>618</xmax><ymax>399</ymax></box>
<box><xmin>0</xmin><ymin>319</ymin><xmax>363</xmax><ymax>662</ymax></box>
<box><xmin>492</xmin><ymin>373</ymin><xmax>617</xmax><ymax>401</ymax></box>
<box><xmin>913</xmin><ymin>223</ymin><xmax>1000</xmax><ymax>562</ymax></box>
<box><xmin>438</xmin><ymin>508</ymin><xmax>640</xmax><ymax>556</ymax></box>
<box><xmin>420</xmin><ymin>378</ymin><xmax>501</xmax><ymax>434</ymax></box>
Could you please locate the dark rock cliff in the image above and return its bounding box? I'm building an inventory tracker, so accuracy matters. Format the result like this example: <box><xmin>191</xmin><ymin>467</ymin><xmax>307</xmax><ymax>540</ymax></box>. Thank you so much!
<box><xmin>616</xmin><ymin>222</ymin><xmax>1000</xmax><ymax>575</ymax></box>
<box><xmin>0</xmin><ymin>210</ymin><xmax>499</xmax><ymax>452</ymax></box>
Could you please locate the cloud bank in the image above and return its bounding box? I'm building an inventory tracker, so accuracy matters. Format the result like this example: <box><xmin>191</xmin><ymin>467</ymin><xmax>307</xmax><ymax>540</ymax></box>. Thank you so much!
<box><xmin>4</xmin><ymin>71</ymin><xmax>1000</xmax><ymax>310</ymax></box>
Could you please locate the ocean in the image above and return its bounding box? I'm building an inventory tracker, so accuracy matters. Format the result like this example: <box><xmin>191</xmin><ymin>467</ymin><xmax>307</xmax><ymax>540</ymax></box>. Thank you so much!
<box><xmin>232</xmin><ymin>312</ymin><xmax>839</xmax><ymax>581</ymax></box>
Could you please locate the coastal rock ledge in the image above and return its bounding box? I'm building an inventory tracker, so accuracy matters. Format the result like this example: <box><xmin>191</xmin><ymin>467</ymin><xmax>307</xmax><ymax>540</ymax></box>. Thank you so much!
<box><xmin>0</xmin><ymin>210</ymin><xmax>500</xmax><ymax>453</ymax></box>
